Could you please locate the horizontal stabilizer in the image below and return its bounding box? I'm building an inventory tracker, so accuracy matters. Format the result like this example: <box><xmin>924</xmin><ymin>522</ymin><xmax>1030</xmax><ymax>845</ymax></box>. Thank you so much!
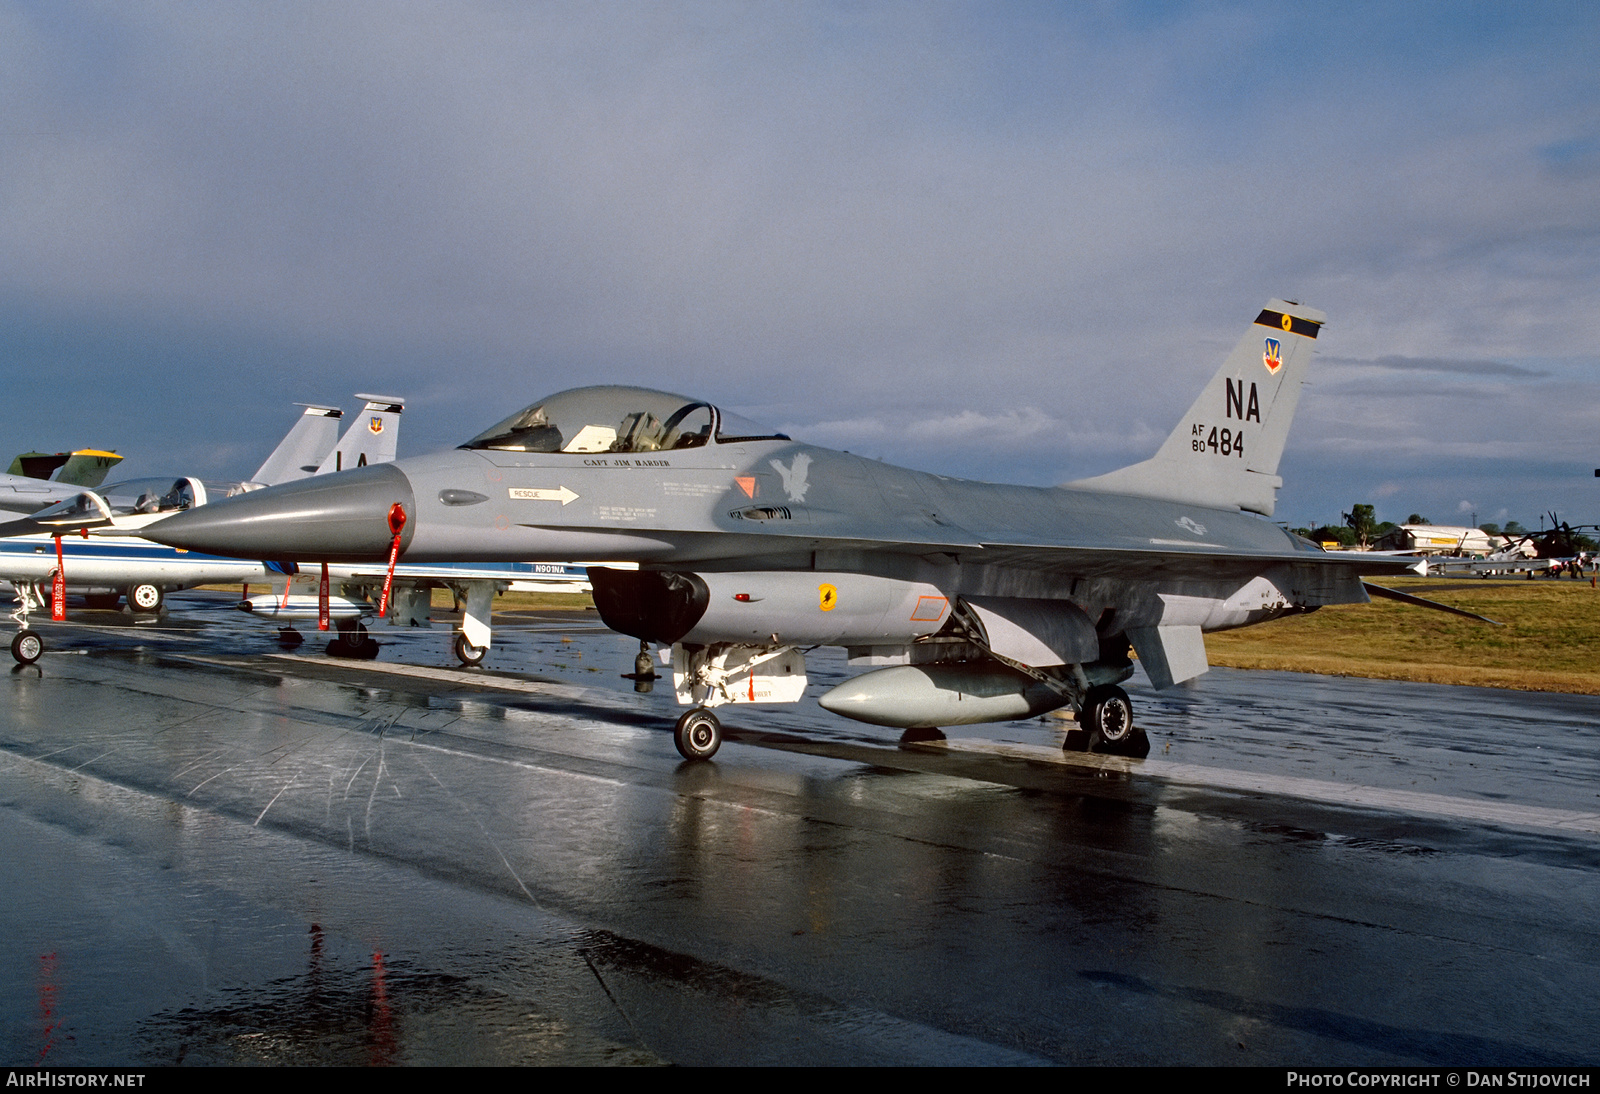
<box><xmin>1362</xmin><ymin>582</ymin><xmax>1503</xmax><ymax>625</ymax></box>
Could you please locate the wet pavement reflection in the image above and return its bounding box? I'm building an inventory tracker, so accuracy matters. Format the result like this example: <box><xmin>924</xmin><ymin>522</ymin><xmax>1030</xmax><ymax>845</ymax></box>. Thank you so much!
<box><xmin>1</xmin><ymin>592</ymin><xmax>1597</xmax><ymax>1065</ymax></box>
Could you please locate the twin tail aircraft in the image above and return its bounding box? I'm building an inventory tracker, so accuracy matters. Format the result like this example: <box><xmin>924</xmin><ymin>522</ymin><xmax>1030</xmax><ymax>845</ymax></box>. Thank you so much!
<box><xmin>147</xmin><ymin>300</ymin><xmax>1434</xmax><ymax>760</ymax></box>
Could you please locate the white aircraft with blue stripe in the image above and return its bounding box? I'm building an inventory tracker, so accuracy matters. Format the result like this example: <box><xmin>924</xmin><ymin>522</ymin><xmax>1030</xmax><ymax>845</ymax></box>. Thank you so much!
<box><xmin>5</xmin><ymin>396</ymin><xmax>404</xmax><ymax>663</ymax></box>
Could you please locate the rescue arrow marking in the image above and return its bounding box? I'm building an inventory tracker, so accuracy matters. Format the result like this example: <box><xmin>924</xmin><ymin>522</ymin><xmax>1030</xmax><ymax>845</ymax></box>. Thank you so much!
<box><xmin>509</xmin><ymin>486</ymin><xmax>580</xmax><ymax>505</ymax></box>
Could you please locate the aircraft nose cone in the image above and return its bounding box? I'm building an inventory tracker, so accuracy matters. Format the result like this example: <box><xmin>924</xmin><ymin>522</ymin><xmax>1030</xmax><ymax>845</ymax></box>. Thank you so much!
<box><xmin>143</xmin><ymin>464</ymin><xmax>416</xmax><ymax>563</ymax></box>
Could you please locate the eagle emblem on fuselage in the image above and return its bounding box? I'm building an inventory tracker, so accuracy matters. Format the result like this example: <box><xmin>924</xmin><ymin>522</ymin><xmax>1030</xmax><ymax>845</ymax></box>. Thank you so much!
<box><xmin>771</xmin><ymin>453</ymin><xmax>812</xmax><ymax>503</ymax></box>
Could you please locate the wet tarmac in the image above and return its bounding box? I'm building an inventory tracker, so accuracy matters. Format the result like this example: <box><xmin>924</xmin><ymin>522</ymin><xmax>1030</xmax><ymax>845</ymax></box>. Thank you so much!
<box><xmin>2</xmin><ymin>591</ymin><xmax>1598</xmax><ymax>1065</ymax></box>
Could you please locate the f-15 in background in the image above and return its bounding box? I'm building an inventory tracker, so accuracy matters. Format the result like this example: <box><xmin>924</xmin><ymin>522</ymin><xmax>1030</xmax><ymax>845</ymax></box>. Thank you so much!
<box><xmin>4</xmin><ymin>395</ymin><xmax>404</xmax><ymax>664</ymax></box>
<box><xmin>0</xmin><ymin>449</ymin><xmax>124</xmax><ymax>517</ymax></box>
<box><xmin>147</xmin><ymin>300</ymin><xmax>1454</xmax><ymax>761</ymax></box>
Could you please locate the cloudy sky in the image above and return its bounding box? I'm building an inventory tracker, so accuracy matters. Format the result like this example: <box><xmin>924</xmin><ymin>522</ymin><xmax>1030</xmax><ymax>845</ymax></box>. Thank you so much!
<box><xmin>2</xmin><ymin>1</ymin><xmax>1596</xmax><ymax>532</ymax></box>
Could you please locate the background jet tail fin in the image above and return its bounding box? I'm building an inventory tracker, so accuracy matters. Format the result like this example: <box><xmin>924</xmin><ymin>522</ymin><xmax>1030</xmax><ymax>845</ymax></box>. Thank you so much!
<box><xmin>313</xmin><ymin>394</ymin><xmax>405</xmax><ymax>475</ymax></box>
<box><xmin>250</xmin><ymin>404</ymin><xmax>343</xmax><ymax>486</ymax></box>
<box><xmin>54</xmin><ymin>450</ymin><xmax>124</xmax><ymax>488</ymax></box>
<box><xmin>8</xmin><ymin>451</ymin><xmax>69</xmax><ymax>480</ymax></box>
<box><xmin>8</xmin><ymin>449</ymin><xmax>122</xmax><ymax>486</ymax></box>
<box><xmin>1066</xmin><ymin>299</ymin><xmax>1324</xmax><ymax>516</ymax></box>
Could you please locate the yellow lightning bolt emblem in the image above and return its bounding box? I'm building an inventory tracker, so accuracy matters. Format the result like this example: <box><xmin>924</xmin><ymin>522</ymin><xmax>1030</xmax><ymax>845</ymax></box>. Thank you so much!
<box><xmin>819</xmin><ymin>583</ymin><xmax>837</xmax><ymax>611</ymax></box>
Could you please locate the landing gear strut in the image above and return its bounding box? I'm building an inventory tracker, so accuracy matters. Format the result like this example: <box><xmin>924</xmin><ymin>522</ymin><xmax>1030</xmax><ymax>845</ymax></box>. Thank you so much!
<box><xmin>673</xmin><ymin>708</ymin><xmax>722</xmax><ymax>760</ymax></box>
<box><xmin>9</xmin><ymin>583</ymin><xmax>46</xmax><ymax>664</ymax></box>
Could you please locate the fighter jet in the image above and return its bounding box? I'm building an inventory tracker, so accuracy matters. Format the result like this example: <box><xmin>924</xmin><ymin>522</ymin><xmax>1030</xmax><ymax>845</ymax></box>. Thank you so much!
<box><xmin>146</xmin><ymin>300</ymin><xmax>1437</xmax><ymax>760</ymax></box>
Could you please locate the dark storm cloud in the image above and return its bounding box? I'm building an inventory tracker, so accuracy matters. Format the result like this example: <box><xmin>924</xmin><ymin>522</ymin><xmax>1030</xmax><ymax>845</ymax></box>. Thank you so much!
<box><xmin>1323</xmin><ymin>356</ymin><xmax>1549</xmax><ymax>378</ymax></box>
<box><xmin>0</xmin><ymin>2</ymin><xmax>1596</xmax><ymax>526</ymax></box>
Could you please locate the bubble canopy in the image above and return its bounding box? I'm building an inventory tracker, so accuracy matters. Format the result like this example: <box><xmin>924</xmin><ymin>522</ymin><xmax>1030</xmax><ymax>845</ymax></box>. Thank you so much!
<box><xmin>30</xmin><ymin>477</ymin><xmax>225</xmax><ymax>521</ymax></box>
<box><xmin>461</xmin><ymin>386</ymin><xmax>789</xmax><ymax>454</ymax></box>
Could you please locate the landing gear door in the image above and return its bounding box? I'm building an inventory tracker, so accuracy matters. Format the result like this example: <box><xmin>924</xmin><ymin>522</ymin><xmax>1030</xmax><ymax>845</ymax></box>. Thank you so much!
<box><xmin>671</xmin><ymin>644</ymin><xmax>808</xmax><ymax>708</ymax></box>
<box><xmin>460</xmin><ymin>581</ymin><xmax>494</xmax><ymax>650</ymax></box>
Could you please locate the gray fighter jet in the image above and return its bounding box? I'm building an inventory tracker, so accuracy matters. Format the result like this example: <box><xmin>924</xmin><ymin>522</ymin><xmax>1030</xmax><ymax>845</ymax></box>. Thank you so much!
<box><xmin>146</xmin><ymin>300</ymin><xmax>1434</xmax><ymax>760</ymax></box>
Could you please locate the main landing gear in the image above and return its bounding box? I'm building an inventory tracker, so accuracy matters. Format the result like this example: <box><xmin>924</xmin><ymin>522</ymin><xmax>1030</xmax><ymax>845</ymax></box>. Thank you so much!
<box><xmin>1064</xmin><ymin>684</ymin><xmax>1150</xmax><ymax>757</ymax></box>
<box><xmin>126</xmin><ymin>582</ymin><xmax>164</xmax><ymax>613</ymax></box>
<box><xmin>327</xmin><ymin>619</ymin><xmax>379</xmax><ymax>659</ymax></box>
<box><xmin>673</xmin><ymin>708</ymin><xmax>722</xmax><ymax>760</ymax></box>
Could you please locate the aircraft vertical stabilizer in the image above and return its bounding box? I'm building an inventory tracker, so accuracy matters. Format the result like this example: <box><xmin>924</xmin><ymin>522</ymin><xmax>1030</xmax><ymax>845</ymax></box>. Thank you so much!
<box><xmin>7</xmin><ymin>450</ymin><xmax>124</xmax><ymax>487</ymax></box>
<box><xmin>315</xmin><ymin>395</ymin><xmax>405</xmax><ymax>474</ymax></box>
<box><xmin>1067</xmin><ymin>299</ymin><xmax>1324</xmax><ymax>516</ymax></box>
<box><xmin>251</xmin><ymin>405</ymin><xmax>343</xmax><ymax>486</ymax></box>
<box><xmin>53</xmin><ymin>450</ymin><xmax>124</xmax><ymax>488</ymax></box>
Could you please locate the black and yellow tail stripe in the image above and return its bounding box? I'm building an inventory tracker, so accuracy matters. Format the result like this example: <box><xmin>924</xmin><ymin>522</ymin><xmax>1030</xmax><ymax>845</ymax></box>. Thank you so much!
<box><xmin>1254</xmin><ymin>309</ymin><xmax>1321</xmax><ymax>339</ymax></box>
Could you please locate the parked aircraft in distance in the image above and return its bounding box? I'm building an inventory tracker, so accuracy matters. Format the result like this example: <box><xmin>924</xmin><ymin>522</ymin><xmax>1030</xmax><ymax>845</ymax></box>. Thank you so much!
<box><xmin>237</xmin><ymin>559</ymin><xmax>592</xmax><ymax>660</ymax></box>
<box><xmin>149</xmin><ymin>300</ymin><xmax>1453</xmax><ymax>761</ymax></box>
<box><xmin>0</xmin><ymin>450</ymin><xmax>124</xmax><ymax>516</ymax></box>
<box><xmin>3</xmin><ymin>396</ymin><xmax>404</xmax><ymax>664</ymax></box>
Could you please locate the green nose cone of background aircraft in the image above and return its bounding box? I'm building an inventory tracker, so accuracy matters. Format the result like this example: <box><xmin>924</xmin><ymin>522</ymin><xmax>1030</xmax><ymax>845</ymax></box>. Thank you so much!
<box><xmin>143</xmin><ymin>463</ymin><xmax>417</xmax><ymax>563</ymax></box>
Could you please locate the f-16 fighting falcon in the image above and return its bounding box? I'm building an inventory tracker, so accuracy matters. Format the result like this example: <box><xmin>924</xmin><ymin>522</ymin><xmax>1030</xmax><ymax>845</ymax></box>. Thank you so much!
<box><xmin>146</xmin><ymin>300</ymin><xmax>1441</xmax><ymax>761</ymax></box>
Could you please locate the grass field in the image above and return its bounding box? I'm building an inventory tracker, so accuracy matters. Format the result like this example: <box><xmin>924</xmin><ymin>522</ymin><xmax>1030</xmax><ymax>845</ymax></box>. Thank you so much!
<box><xmin>1206</xmin><ymin>575</ymin><xmax>1600</xmax><ymax>694</ymax></box>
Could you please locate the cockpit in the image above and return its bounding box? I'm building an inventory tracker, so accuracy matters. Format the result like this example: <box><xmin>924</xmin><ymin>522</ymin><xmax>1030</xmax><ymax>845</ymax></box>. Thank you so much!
<box><xmin>96</xmin><ymin>477</ymin><xmax>215</xmax><ymax>515</ymax></box>
<box><xmin>28</xmin><ymin>477</ymin><xmax>221</xmax><ymax>525</ymax></box>
<box><xmin>460</xmin><ymin>386</ymin><xmax>789</xmax><ymax>454</ymax></box>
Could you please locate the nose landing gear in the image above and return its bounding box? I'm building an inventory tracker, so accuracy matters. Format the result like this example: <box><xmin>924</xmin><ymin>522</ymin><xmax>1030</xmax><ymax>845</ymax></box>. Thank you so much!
<box><xmin>673</xmin><ymin>708</ymin><xmax>722</xmax><ymax>760</ymax></box>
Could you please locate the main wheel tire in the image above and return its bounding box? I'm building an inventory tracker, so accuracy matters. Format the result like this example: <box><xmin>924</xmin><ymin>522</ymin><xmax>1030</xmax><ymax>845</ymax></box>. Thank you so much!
<box><xmin>454</xmin><ymin>632</ymin><xmax>487</xmax><ymax>666</ymax></box>
<box><xmin>11</xmin><ymin>630</ymin><xmax>43</xmax><ymax>665</ymax></box>
<box><xmin>1081</xmin><ymin>685</ymin><xmax>1134</xmax><ymax>744</ymax></box>
<box><xmin>127</xmin><ymin>583</ymin><xmax>163</xmax><ymax>613</ymax></box>
<box><xmin>673</xmin><ymin>708</ymin><xmax>722</xmax><ymax>761</ymax></box>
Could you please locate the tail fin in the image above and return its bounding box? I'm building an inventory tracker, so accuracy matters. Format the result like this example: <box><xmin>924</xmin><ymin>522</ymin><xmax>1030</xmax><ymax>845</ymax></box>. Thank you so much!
<box><xmin>250</xmin><ymin>404</ymin><xmax>343</xmax><ymax>486</ymax></box>
<box><xmin>54</xmin><ymin>450</ymin><xmax>124</xmax><ymax>488</ymax></box>
<box><xmin>8</xmin><ymin>449</ymin><xmax>123</xmax><ymax>486</ymax></box>
<box><xmin>1067</xmin><ymin>298</ymin><xmax>1324</xmax><ymax>516</ymax></box>
<box><xmin>313</xmin><ymin>394</ymin><xmax>404</xmax><ymax>474</ymax></box>
<box><xmin>8</xmin><ymin>451</ymin><xmax>69</xmax><ymax>479</ymax></box>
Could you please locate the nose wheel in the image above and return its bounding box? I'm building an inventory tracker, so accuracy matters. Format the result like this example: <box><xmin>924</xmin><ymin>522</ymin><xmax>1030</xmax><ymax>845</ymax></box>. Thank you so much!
<box><xmin>673</xmin><ymin>708</ymin><xmax>722</xmax><ymax>760</ymax></box>
<box><xmin>453</xmin><ymin>632</ymin><xmax>487</xmax><ymax>666</ymax></box>
<box><xmin>11</xmin><ymin>630</ymin><xmax>42</xmax><ymax>665</ymax></box>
